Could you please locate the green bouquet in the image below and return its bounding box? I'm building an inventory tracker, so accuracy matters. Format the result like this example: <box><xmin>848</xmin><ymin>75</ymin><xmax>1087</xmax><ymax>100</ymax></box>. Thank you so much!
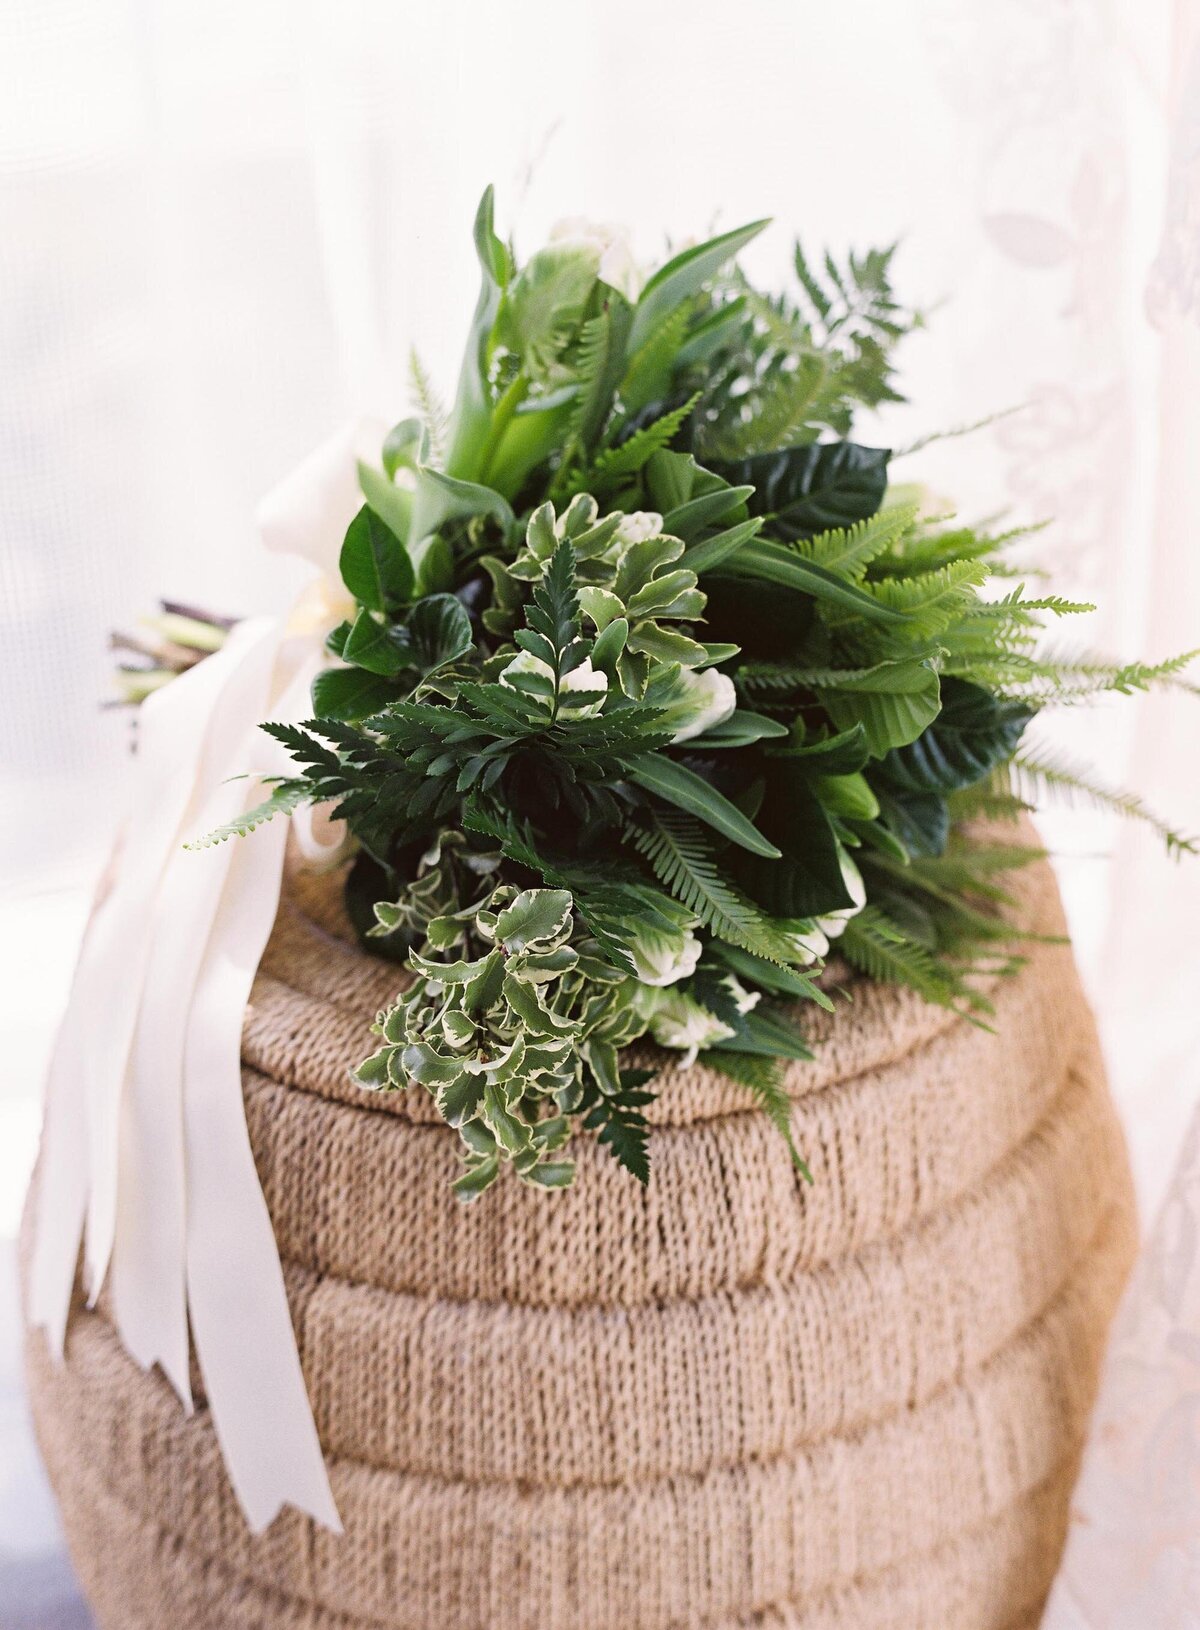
<box><xmin>198</xmin><ymin>192</ymin><xmax>1196</xmax><ymax>1197</ymax></box>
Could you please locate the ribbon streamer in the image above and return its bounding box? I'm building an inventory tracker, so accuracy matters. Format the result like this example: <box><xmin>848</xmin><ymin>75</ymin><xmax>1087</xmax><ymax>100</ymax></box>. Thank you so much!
<box><xmin>28</xmin><ymin>420</ymin><xmax>380</xmax><ymax>1532</ymax></box>
<box><xmin>112</xmin><ymin>617</ymin><xmax>284</xmax><ymax>1410</ymax></box>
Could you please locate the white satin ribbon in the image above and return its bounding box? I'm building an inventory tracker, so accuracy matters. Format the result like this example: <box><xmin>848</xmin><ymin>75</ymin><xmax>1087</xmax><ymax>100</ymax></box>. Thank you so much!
<box><xmin>28</xmin><ymin>419</ymin><xmax>381</xmax><ymax>1533</ymax></box>
<box><xmin>183</xmin><ymin>645</ymin><xmax>341</xmax><ymax>1533</ymax></box>
<box><xmin>112</xmin><ymin>617</ymin><xmax>284</xmax><ymax>1410</ymax></box>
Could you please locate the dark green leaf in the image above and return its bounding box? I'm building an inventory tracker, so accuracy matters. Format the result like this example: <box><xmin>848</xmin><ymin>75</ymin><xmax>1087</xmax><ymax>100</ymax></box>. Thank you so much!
<box><xmin>710</xmin><ymin>943</ymin><xmax>833</xmax><ymax>1010</ymax></box>
<box><xmin>343</xmin><ymin>852</ymin><xmax>409</xmax><ymax>963</ymax></box>
<box><xmin>689</xmin><ymin>710</ymin><xmax>789</xmax><ymax>749</ymax></box>
<box><xmin>769</xmin><ymin>724</ymin><xmax>870</xmax><ymax>776</ymax></box>
<box><xmin>311</xmin><ymin>666</ymin><xmax>399</xmax><ymax>721</ymax></box>
<box><xmin>406</xmin><ymin>594</ymin><xmax>474</xmax><ymax>675</ymax></box>
<box><xmin>628</xmin><ymin>756</ymin><xmax>781</xmax><ymax>857</ymax></box>
<box><xmin>680</xmin><ymin>517</ymin><xmax>763</xmax><ymax>575</ymax></box>
<box><xmin>723</xmin><ymin>538</ymin><xmax>904</xmax><ymax>622</ymax></box>
<box><xmin>714</xmin><ymin>442</ymin><xmax>890</xmax><ymax>541</ymax></box>
<box><xmin>876</xmin><ymin>678</ymin><xmax>1032</xmax><ymax>794</ymax></box>
<box><xmin>630</xmin><ymin>218</ymin><xmax>770</xmax><ymax>352</ymax></box>
<box><xmin>664</xmin><ymin>484</ymin><xmax>753</xmax><ymax>541</ymax></box>
<box><xmin>735</xmin><ymin>762</ymin><xmax>854</xmax><ymax>916</ymax></box>
<box><xmin>872</xmin><ymin>785</ymin><xmax>951</xmax><ymax>859</ymax></box>
<box><xmin>704</xmin><ymin>1047</ymin><xmax>811</xmax><ymax>1178</ymax></box>
<box><xmin>342</xmin><ymin>608</ymin><xmax>411</xmax><ymax>677</ymax></box>
<box><xmin>714</xmin><ymin>1004</ymin><xmax>813</xmax><ymax>1062</ymax></box>
<box><xmin>339</xmin><ymin>503</ymin><xmax>413</xmax><ymax>612</ymax></box>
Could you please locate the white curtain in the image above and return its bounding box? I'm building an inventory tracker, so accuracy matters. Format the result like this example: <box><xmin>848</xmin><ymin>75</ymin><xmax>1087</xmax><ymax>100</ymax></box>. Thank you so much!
<box><xmin>2</xmin><ymin>2</ymin><xmax>1199</xmax><ymax>1624</ymax></box>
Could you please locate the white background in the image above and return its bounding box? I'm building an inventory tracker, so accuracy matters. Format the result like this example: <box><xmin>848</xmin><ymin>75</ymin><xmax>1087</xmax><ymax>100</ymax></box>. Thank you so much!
<box><xmin>3</xmin><ymin>2</ymin><xmax>1199</xmax><ymax>1624</ymax></box>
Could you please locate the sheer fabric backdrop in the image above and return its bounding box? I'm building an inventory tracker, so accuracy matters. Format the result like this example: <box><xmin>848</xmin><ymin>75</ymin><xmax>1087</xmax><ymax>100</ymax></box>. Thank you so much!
<box><xmin>1</xmin><ymin>2</ymin><xmax>1198</xmax><ymax>1625</ymax></box>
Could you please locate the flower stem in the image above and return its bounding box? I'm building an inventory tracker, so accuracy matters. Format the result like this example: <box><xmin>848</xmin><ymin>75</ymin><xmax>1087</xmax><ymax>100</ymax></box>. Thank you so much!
<box><xmin>478</xmin><ymin>372</ymin><xmax>529</xmax><ymax>487</ymax></box>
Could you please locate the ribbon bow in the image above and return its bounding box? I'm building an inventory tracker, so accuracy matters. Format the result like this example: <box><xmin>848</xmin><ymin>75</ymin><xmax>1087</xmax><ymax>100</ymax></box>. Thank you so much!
<box><xmin>28</xmin><ymin>420</ymin><xmax>384</xmax><ymax>1533</ymax></box>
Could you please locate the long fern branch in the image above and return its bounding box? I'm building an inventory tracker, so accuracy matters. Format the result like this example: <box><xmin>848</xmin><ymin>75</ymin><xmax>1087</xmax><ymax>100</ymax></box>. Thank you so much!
<box><xmin>1009</xmin><ymin>745</ymin><xmax>1198</xmax><ymax>856</ymax></box>
<box><xmin>409</xmin><ymin>348</ymin><xmax>448</xmax><ymax>463</ymax></box>
<box><xmin>629</xmin><ymin>813</ymin><xmax>804</xmax><ymax>965</ymax></box>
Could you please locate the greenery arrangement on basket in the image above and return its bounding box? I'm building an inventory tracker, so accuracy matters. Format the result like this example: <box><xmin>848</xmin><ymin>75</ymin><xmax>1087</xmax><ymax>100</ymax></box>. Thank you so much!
<box><xmin>186</xmin><ymin>192</ymin><xmax>1196</xmax><ymax>1198</ymax></box>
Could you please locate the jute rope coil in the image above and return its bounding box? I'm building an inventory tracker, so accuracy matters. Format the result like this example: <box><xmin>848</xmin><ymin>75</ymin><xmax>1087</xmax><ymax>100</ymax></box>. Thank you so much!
<box><xmin>22</xmin><ymin>844</ymin><xmax>1136</xmax><ymax>1629</ymax></box>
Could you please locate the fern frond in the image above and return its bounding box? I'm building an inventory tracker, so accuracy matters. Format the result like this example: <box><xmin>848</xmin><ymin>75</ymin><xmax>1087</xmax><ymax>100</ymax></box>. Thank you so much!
<box><xmin>1015</xmin><ymin>646</ymin><xmax>1200</xmax><ymax>704</ymax></box>
<box><xmin>918</xmin><ymin>840</ymin><xmax>1046</xmax><ymax>890</ymax></box>
<box><xmin>580</xmin><ymin>1071</ymin><xmax>656</xmax><ymax>1183</ymax></box>
<box><xmin>892</xmin><ymin>405</ymin><xmax>1023</xmax><ymax>460</ymax></box>
<box><xmin>939</xmin><ymin>649</ymin><xmax>1048</xmax><ymax>692</ymax></box>
<box><xmin>945</xmin><ymin>779</ymin><xmax>1031</xmax><ymax>824</ymax></box>
<box><xmin>795</xmin><ymin>504</ymin><xmax>918</xmax><ymax>583</ymax></box>
<box><xmin>865</xmin><ymin>854</ymin><xmax>1037</xmax><ymax>943</ymax></box>
<box><xmin>691</xmin><ymin>242</ymin><xmax>917</xmax><ymax>455</ymax></box>
<box><xmin>1009</xmin><ymin>746</ymin><xmax>1198</xmax><ymax>856</ymax></box>
<box><xmin>852</xmin><ymin>559</ymin><xmax>989</xmax><ymax>642</ymax></box>
<box><xmin>705</xmin><ymin>354</ymin><xmax>830</xmax><ymax>457</ymax></box>
<box><xmin>260</xmin><ymin>721</ymin><xmax>343</xmax><ymax>776</ymax></box>
<box><xmin>705</xmin><ymin>1049</ymin><xmax>811</xmax><ymax>1179</ymax></box>
<box><xmin>619</xmin><ymin>305</ymin><xmax>691</xmax><ymax>413</ymax></box>
<box><xmin>792</xmin><ymin>242</ymin><xmax>834</xmax><ymax>322</ymax></box>
<box><xmin>869</xmin><ymin>521</ymin><xmax>1045</xmax><ymax>581</ymax></box>
<box><xmin>593</xmin><ymin>393</ymin><xmax>700</xmax><ymax>480</ymax></box>
<box><xmin>934</xmin><ymin>595</ymin><xmax>1096</xmax><ymax>688</ymax></box>
<box><xmin>737</xmin><ymin>660</ymin><xmax>897</xmax><ymax>695</ymax></box>
<box><xmin>957</xmin><ymin>588</ymin><xmax>1094</xmax><ymax>636</ymax></box>
<box><xmin>565</xmin><ymin>310</ymin><xmax>620</xmax><ymax>449</ymax></box>
<box><xmin>998</xmin><ymin>593</ymin><xmax>1095</xmax><ymax>617</ymax></box>
<box><xmin>409</xmin><ymin>348</ymin><xmax>447</xmax><ymax>462</ymax></box>
<box><xmin>840</xmin><ymin>905</ymin><xmax>990</xmax><ymax>1016</ymax></box>
<box><xmin>629</xmin><ymin>812</ymin><xmax>803</xmax><ymax>964</ymax></box>
<box><xmin>185</xmin><ymin>780</ymin><xmax>308</xmax><ymax>850</ymax></box>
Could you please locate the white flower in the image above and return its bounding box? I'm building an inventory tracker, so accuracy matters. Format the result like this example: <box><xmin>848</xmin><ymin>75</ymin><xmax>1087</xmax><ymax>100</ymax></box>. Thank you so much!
<box><xmin>666</xmin><ymin>668</ymin><xmax>737</xmax><ymax>745</ymax></box>
<box><xmin>613</xmin><ymin>510</ymin><xmax>663</xmax><ymax>547</ymax></box>
<box><xmin>549</xmin><ymin>217</ymin><xmax>641</xmax><ymax>302</ymax></box>
<box><xmin>644</xmin><ymin>663</ymin><xmax>738</xmax><ymax>745</ymax></box>
<box><xmin>634</xmin><ymin>988</ymin><xmax>735</xmax><ymax>1067</ymax></box>
<box><xmin>558</xmin><ymin>657</ymin><xmax>609</xmax><ymax>716</ymax></box>
<box><xmin>628</xmin><ymin>921</ymin><xmax>703</xmax><ymax>988</ymax></box>
<box><xmin>499</xmin><ymin>652</ymin><xmax>608</xmax><ymax>719</ymax></box>
<box><xmin>776</xmin><ymin>852</ymin><xmax>866</xmax><ymax>963</ymax></box>
<box><xmin>816</xmin><ymin>847</ymin><xmax>867</xmax><ymax>941</ymax></box>
<box><xmin>780</xmin><ymin>923</ymin><xmax>830</xmax><ymax>966</ymax></box>
<box><xmin>722</xmin><ymin>974</ymin><xmax>761</xmax><ymax>1016</ymax></box>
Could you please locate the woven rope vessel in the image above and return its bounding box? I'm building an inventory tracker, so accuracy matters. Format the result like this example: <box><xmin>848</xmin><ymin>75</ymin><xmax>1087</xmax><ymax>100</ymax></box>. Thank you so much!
<box><xmin>22</xmin><ymin>843</ymin><xmax>1136</xmax><ymax>1630</ymax></box>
